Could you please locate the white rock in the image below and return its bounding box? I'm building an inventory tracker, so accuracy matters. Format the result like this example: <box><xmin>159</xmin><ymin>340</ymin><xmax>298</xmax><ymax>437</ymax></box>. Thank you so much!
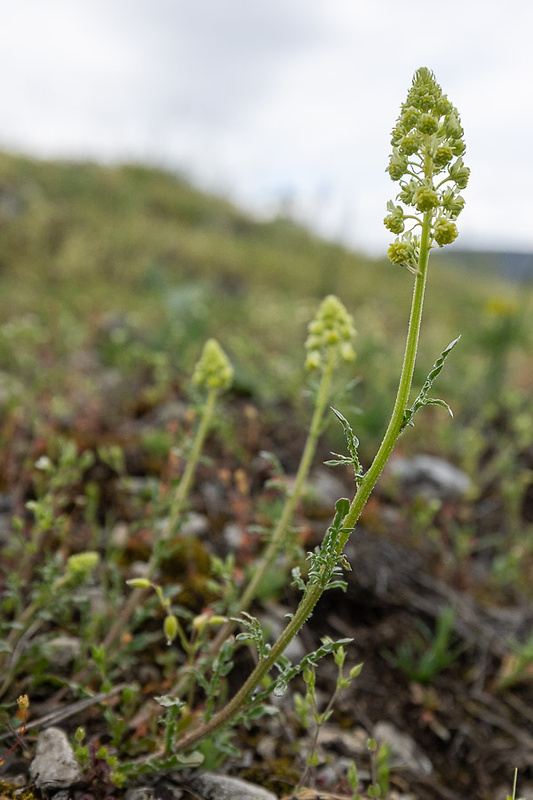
<box><xmin>124</xmin><ymin>787</ymin><xmax>156</xmax><ymax>800</ymax></box>
<box><xmin>373</xmin><ymin>721</ymin><xmax>433</xmax><ymax>776</ymax></box>
<box><xmin>29</xmin><ymin>727</ymin><xmax>82</xmax><ymax>789</ymax></box>
<box><xmin>44</xmin><ymin>635</ymin><xmax>81</xmax><ymax>669</ymax></box>
<box><xmin>387</xmin><ymin>454</ymin><xmax>471</xmax><ymax>500</ymax></box>
<box><xmin>187</xmin><ymin>771</ymin><xmax>277</xmax><ymax>800</ymax></box>
<box><xmin>304</xmin><ymin>468</ymin><xmax>348</xmax><ymax>515</ymax></box>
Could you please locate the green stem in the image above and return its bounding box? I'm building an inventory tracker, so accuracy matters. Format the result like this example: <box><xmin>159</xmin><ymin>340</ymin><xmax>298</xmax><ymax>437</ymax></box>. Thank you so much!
<box><xmin>102</xmin><ymin>387</ymin><xmax>219</xmax><ymax>652</ymax></box>
<box><xmin>160</xmin><ymin>387</ymin><xmax>219</xmax><ymax>549</ymax></box>
<box><xmin>239</xmin><ymin>351</ymin><xmax>335</xmax><ymax>613</ymax></box>
<box><xmin>174</xmin><ymin>580</ymin><xmax>324</xmax><ymax>753</ymax></box>
<box><xmin>172</xmin><ymin>215</ymin><xmax>433</xmax><ymax>755</ymax></box>
<box><xmin>175</xmin><ymin>353</ymin><xmax>335</xmax><ymax>691</ymax></box>
<box><xmin>340</xmin><ymin>208</ymin><xmax>432</xmax><ymax>541</ymax></box>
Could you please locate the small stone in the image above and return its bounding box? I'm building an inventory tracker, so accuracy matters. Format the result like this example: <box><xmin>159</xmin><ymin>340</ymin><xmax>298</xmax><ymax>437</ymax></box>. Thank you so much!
<box><xmin>154</xmin><ymin>782</ymin><xmax>185</xmax><ymax>799</ymax></box>
<box><xmin>124</xmin><ymin>786</ymin><xmax>156</xmax><ymax>800</ymax></box>
<box><xmin>387</xmin><ymin>454</ymin><xmax>471</xmax><ymax>500</ymax></box>
<box><xmin>186</xmin><ymin>771</ymin><xmax>277</xmax><ymax>800</ymax></box>
<box><xmin>303</xmin><ymin>469</ymin><xmax>348</xmax><ymax>517</ymax></box>
<box><xmin>222</xmin><ymin>522</ymin><xmax>243</xmax><ymax>549</ymax></box>
<box><xmin>180</xmin><ymin>512</ymin><xmax>209</xmax><ymax>538</ymax></box>
<box><xmin>44</xmin><ymin>635</ymin><xmax>81</xmax><ymax>669</ymax></box>
<box><xmin>50</xmin><ymin>791</ymin><xmax>71</xmax><ymax>800</ymax></box>
<box><xmin>29</xmin><ymin>727</ymin><xmax>82</xmax><ymax>789</ymax></box>
<box><xmin>373</xmin><ymin>721</ymin><xmax>433</xmax><ymax>776</ymax></box>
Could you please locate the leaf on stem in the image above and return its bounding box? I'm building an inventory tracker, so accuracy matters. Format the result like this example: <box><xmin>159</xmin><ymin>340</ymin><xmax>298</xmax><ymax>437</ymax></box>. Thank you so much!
<box><xmin>402</xmin><ymin>336</ymin><xmax>460</xmax><ymax>431</ymax></box>
<box><xmin>325</xmin><ymin>408</ymin><xmax>364</xmax><ymax>482</ymax></box>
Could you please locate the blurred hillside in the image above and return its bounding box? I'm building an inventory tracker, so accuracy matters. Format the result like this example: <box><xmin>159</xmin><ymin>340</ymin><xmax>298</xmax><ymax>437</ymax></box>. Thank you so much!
<box><xmin>0</xmin><ymin>150</ymin><xmax>531</xmax><ymax>452</ymax></box>
<box><xmin>436</xmin><ymin>249</ymin><xmax>533</xmax><ymax>283</ymax></box>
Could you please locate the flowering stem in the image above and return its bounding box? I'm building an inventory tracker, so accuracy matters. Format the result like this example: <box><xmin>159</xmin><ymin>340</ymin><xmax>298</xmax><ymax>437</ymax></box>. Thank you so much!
<box><xmin>202</xmin><ymin>351</ymin><xmax>336</xmax><ymax>665</ymax></box>
<box><xmin>239</xmin><ymin>350</ymin><xmax>336</xmax><ymax>613</ymax></box>
<box><xmin>159</xmin><ymin>387</ymin><xmax>219</xmax><ymax>547</ymax></box>
<box><xmin>169</xmin><ymin>67</ymin><xmax>469</xmax><ymax>758</ymax></box>
<box><xmin>172</xmin><ymin>217</ymin><xmax>432</xmax><ymax>755</ymax></box>
<box><xmin>340</xmin><ymin>208</ymin><xmax>432</xmax><ymax>540</ymax></box>
<box><xmin>102</xmin><ymin>387</ymin><xmax>219</xmax><ymax>653</ymax></box>
<box><xmin>174</xmin><ymin>580</ymin><xmax>324</xmax><ymax>753</ymax></box>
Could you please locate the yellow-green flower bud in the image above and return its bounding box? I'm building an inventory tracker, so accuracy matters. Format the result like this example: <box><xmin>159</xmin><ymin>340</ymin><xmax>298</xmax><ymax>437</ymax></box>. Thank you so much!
<box><xmin>192</xmin><ymin>339</ymin><xmax>233</xmax><ymax>392</ymax></box>
<box><xmin>433</xmin><ymin>218</ymin><xmax>458</xmax><ymax>246</ymax></box>
<box><xmin>444</xmin><ymin>110</ymin><xmax>463</xmax><ymax>139</ymax></box>
<box><xmin>305</xmin><ymin>295</ymin><xmax>356</xmax><ymax>371</ymax></box>
<box><xmin>402</xmin><ymin>106</ymin><xmax>419</xmax><ymax>129</ymax></box>
<box><xmin>399</xmin><ymin>134</ymin><xmax>420</xmax><ymax>156</ymax></box>
<box><xmin>441</xmin><ymin>188</ymin><xmax>465</xmax><ymax>217</ymax></box>
<box><xmin>387</xmin><ymin>148</ymin><xmax>408</xmax><ymax>181</ymax></box>
<box><xmin>417</xmin><ymin>113</ymin><xmax>439</xmax><ymax>135</ymax></box>
<box><xmin>387</xmin><ymin>232</ymin><xmax>420</xmax><ymax>273</ymax></box>
<box><xmin>127</xmin><ymin>578</ymin><xmax>152</xmax><ymax>589</ymax></box>
<box><xmin>436</xmin><ymin>97</ymin><xmax>452</xmax><ymax>116</ymax></box>
<box><xmin>384</xmin><ymin>214</ymin><xmax>405</xmax><ymax>234</ymax></box>
<box><xmin>305</xmin><ymin>350</ymin><xmax>322</xmax><ymax>371</ymax></box>
<box><xmin>414</xmin><ymin>186</ymin><xmax>440</xmax><ymax>212</ymax></box>
<box><xmin>340</xmin><ymin>342</ymin><xmax>356</xmax><ymax>363</ymax></box>
<box><xmin>448</xmin><ymin>157</ymin><xmax>470</xmax><ymax>189</ymax></box>
<box><xmin>65</xmin><ymin>551</ymin><xmax>100</xmax><ymax>580</ymax></box>
<box><xmin>164</xmin><ymin>613</ymin><xmax>179</xmax><ymax>645</ymax></box>
<box><xmin>433</xmin><ymin>145</ymin><xmax>453</xmax><ymax>168</ymax></box>
<box><xmin>398</xmin><ymin>179</ymin><xmax>417</xmax><ymax>205</ymax></box>
<box><xmin>384</xmin><ymin>200</ymin><xmax>405</xmax><ymax>234</ymax></box>
<box><xmin>451</xmin><ymin>139</ymin><xmax>466</xmax><ymax>157</ymax></box>
<box><xmin>387</xmin><ymin>241</ymin><xmax>411</xmax><ymax>265</ymax></box>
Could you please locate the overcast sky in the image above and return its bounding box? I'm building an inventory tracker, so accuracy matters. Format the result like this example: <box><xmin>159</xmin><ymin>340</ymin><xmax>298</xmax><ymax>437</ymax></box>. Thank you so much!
<box><xmin>1</xmin><ymin>0</ymin><xmax>532</xmax><ymax>255</ymax></box>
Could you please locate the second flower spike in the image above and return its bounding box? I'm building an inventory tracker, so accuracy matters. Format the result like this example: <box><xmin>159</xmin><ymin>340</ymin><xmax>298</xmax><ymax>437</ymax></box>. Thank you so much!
<box><xmin>305</xmin><ymin>295</ymin><xmax>356</xmax><ymax>372</ymax></box>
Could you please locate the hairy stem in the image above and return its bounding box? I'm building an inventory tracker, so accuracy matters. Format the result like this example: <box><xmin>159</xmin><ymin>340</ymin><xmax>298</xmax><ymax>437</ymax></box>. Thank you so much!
<box><xmin>340</xmin><ymin>208</ymin><xmax>432</xmax><ymax>541</ymax></box>
<box><xmin>173</xmin><ymin>353</ymin><xmax>335</xmax><ymax>694</ymax></box>
<box><xmin>102</xmin><ymin>387</ymin><xmax>219</xmax><ymax>652</ymax></box>
<box><xmin>171</xmin><ymin>216</ymin><xmax>433</xmax><ymax>754</ymax></box>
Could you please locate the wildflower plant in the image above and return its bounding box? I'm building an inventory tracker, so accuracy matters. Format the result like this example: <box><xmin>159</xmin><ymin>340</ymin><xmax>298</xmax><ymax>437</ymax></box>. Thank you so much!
<box><xmin>126</xmin><ymin>66</ymin><xmax>467</xmax><ymax>763</ymax></box>
<box><xmin>98</xmin><ymin>338</ymin><xmax>233</xmax><ymax>657</ymax></box>
<box><xmin>0</xmin><ymin>67</ymin><xmax>470</xmax><ymax>784</ymax></box>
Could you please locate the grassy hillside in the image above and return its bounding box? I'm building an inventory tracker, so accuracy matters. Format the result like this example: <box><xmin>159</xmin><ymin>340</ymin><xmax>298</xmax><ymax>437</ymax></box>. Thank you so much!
<box><xmin>0</xmin><ymin>150</ymin><xmax>531</xmax><ymax>448</ymax></box>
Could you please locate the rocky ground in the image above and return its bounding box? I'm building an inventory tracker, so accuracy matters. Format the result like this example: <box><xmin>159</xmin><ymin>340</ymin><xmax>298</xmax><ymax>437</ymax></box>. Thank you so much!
<box><xmin>1</xmin><ymin>389</ymin><xmax>533</xmax><ymax>800</ymax></box>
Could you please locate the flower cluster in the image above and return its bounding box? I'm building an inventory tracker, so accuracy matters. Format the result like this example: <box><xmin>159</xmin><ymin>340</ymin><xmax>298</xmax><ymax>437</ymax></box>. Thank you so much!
<box><xmin>192</xmin><ymin>339</ymin><xmax>233</xmax><ymax>392</ymax></box>
<box><xmin>305</xmin><ymin>295</ymin><xmax>356</xmax><ymax>371</ymax></box>
<box><xmin>385</xmin><ymin>67</ymin><xmax>469</xmax><ymax>271</ymax></box>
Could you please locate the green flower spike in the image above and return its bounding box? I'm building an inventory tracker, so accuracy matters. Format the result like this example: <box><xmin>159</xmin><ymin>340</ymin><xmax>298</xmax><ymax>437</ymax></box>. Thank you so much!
<box><xmin>385</xmin><ymin>67</ymin><xmax>469</xmax><ymax>271</ymax></box>
<box><xmin>192</xmin><ymin>338</ymin><xmax>233</xmax><ymax>392</ymax></box>
<box><xmin>64</xmin><ymin>551</ymin><xmax>100</xmax><ymax>580</ymax></box>
<box><xmin>305</xmin><ymin>295</ymin><xmax>356</xmax><ymax>372</ymax></box>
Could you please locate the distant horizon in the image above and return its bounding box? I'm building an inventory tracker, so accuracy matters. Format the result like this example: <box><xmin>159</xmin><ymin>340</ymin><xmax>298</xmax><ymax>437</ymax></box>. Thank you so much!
<box><xmin>2</xmin><ymin>144</ymin><xmax>533</xmax><ymax>263</ymax></box>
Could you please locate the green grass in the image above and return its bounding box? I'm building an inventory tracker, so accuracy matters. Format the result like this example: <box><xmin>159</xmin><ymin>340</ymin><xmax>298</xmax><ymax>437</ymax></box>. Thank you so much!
<box><xmin>1</xmin><ymin>150</ymin><xmax>531</xmax><ymax>426</ymax></box>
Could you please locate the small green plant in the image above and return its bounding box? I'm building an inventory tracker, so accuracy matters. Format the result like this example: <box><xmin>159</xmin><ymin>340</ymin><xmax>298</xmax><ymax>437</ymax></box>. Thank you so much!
<box><xmin>292</xmin><ymin>644</ymin><xmax>362</xmax><ymax>788</ymax></box>
<box><xmin>386</xmin><ymin>606</ymin><xmax>463</xmax><ymax>685</ymax></box>
<box><xmin>507</xmin><ymin>769</ymin><xmax>524</xmax><ymax>800</ymax></box>
<box><xmin>496</xmin><ymin>631</ymin><xmax>533</xmax><ymax>691</ymax></box>
<box><xmin>101</xmin><ymin>337</ymin><xmax>234</xmax><ymax>653</ymax></box>
<box><xmin>0</xmin><ymin>550</ymin><xmax>100</xmax><ymax>699</ymax></box>
<box><xmin>366</xmin><ymin>737</ymin><xmax>391</xmax><ymax>799</ymax></box>
<box><xmin>344</xmin><ymin>737</ymin><xmax>391</xmax><ymax>800</ymax></box>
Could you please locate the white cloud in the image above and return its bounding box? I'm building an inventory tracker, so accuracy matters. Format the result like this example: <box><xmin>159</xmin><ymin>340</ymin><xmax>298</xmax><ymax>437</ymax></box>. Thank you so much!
<box><xmin>0</xmin><ymin>0</ymin><xmax>532</xmax><ymax>254</ymax></box>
